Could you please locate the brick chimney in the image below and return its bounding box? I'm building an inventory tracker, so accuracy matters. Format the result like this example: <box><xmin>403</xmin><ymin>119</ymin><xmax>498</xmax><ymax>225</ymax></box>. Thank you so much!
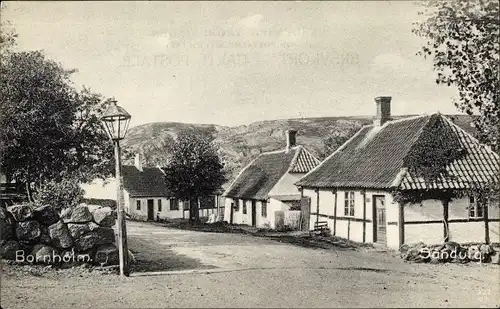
<box><xmin>373</xmin><ymin>96</ymin><xmax>392</xmax><ymax>126</ymax></box>
<box><xmin>286</xmin><ymin>129</ymin><xmax>297</xmax><ymax>152</ymax></box>
<box><xmin>134</xmin><ymin>153</ymin><xmax>143</xmax><ymax>172</ymax></box>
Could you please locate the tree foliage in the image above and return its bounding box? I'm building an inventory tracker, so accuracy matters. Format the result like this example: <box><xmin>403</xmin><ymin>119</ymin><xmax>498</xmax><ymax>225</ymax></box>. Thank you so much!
<box><xmin>413</xmin><ymin>0</ymin><xmax>500</xmax><ymax>152</ymax></box>
<box><xmin>0</xmin><ymin>32</ymin><xmax>114</xmax><ymax>201</ymax></box>
<box><xmin>162</xmin><ymin>129</ymin><xmax>227</xmax><ymax>222</ymax></box>
<box><xmin>33</xmin><ymin>177</ymin><xmax>85</xmax><ymax>211</ymax></box>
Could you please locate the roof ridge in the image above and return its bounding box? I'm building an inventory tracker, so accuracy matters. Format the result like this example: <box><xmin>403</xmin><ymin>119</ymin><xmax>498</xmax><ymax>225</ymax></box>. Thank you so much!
<box><xmin>383</xmin><ymin>113</ymin><xmax>432</xmax><ymax>126</ymax></box>
<box><xmin>287</xmin><ymin>146</ymin><xmax>303</xmax><ymax>171</ymax></box>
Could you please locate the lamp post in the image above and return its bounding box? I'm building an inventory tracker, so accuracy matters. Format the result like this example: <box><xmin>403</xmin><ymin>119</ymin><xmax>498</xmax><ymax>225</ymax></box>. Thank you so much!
<box><xmin>100</xmin><ymin>100</ymin><xmax>131</xmax><ymax>277</ymax></box>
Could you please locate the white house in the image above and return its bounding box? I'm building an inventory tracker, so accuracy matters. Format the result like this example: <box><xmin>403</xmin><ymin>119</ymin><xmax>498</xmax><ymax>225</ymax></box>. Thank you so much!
<box><xmin>295</xmin><ymin>96</ymin><xmax>500</xmax><ymax>249</ymax></box>
<box><xmin>223</xmin><ymin>130</ymin><xmax>320</xmax><ymax>229</ymax></box>
<box><xmin>82</xmin><ymin>154</ymin><xmax>222</xmax><ymax>221</ymax></box>
<box><xmin>82</xmin><ymin>154</ymin><xmax>184</xmax><ymax>220</ymax></box>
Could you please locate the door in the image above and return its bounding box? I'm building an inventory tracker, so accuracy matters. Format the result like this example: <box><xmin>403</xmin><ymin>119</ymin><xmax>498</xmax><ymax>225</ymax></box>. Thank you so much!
<box><xmin>300</xmin><ymin>197</ymin><xmax>311</xmax><ymax>231</ymax></box>
<box><xmin>251</xmin><ymin>200</ymin><xmax>257</xmax><ymax>227</ymax></box>
<box><xmin>372</xmin><ymin>195</ymin><xmax>386</xmax><ymax>244</ymax></box>
<box><xmin>147</xmin><ymin>199</ymin><xmax>154</xmax><ymax>221</ymax></box>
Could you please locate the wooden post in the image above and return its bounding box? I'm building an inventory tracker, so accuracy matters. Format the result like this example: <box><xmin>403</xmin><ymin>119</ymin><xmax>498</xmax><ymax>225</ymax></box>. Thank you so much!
<box><xmin>333</xmin><ymin>190</ymin><xmax>337</xmax><ymax>236</ymax></box>
<box><xmin>347</xmin><ymin>218</ymin><xmax>351</xmax><ymax>240</ymax></box>
<box><xmin>315</xmin><ymin>188</ymin><xmax>320</xmax><ymax>227</ymax></box>
<box><xmin>362</xmin><ymin>190</ymin><xmax>366</xmax><ymax>243</ymax></box>
<box><xmin>484</xmin><ymin>199</ymin><xmax>490</xmax><ymax>244</ymax></box>
<box><xmin>442</xmin><ymin>199</ymin><xmax>449</xmax><ymax>242</ymax></box>
<box><xmin>114</xmin><ymin>140</ymin><xmax>129</xmax><ymax>277</ymax></box>
<box><xmin>398</xmin><ymin>203</ymin><xmax>405</xmax><ymax>248</ymax></box>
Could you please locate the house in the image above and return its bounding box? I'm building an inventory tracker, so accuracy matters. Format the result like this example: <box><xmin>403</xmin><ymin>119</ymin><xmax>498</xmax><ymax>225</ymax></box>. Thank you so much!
<box><xmin>295</xmin><ymin>96</ymin><xmax>499</xmax><ymax>249</ymax></box>
<box><xmin>82</xmin><ymin>154</ymin><xmax>222</xmax><ymax>221</ymax></box>
<box><xmin>223</xmin><ymin>130</ymin><xmax>321</xmax><ymax>228</ymax></box>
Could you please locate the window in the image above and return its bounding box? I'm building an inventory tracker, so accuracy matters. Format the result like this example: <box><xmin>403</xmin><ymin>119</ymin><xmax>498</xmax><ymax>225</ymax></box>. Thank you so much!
<box><xmin>468</xmin><ymin>195</ymin><xmax>485</xmax><ymax>219</ymax></box>
<box><xmin>242</xmin><ymin>200</ymin><xmax>247</xmax><ymax>214</ymax></box>
<box><xmin>261</xmin><ymin>201</ymin><xmax>267</xmax><ymax>218</ymax></box>
<box><xmin>344</xmin><ymin>191</ymin><xmax>355</xmax><ymax>216</ymax></box>
<box><xmin>136</xmin><ymin>200</ymin><xmax>141</xmax><ymax>210</ymax></box>
<box><xmin>158</xmin><ymin>199</ymin><xmax>162</xmax><ymax>212</ymax></box>
<box><xmin>169</xmin><ymin>198</ymin><xmax>179</xmax><ymax>211</ymax></box>
<box><xmin>234</xmin><ymin>199</ymin><xmax>240</xmax><ymax>211</ymax></box>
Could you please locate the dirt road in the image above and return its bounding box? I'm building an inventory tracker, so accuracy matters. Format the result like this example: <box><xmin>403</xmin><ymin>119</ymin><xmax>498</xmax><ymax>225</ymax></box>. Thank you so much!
<box><xmin>1</xmin><ymin>220</ymin><xmax>499</xmax><ymax>308</ymax></box>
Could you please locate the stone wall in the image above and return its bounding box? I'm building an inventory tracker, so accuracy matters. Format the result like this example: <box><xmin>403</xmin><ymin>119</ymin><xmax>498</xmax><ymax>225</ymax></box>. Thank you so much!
<box><xmin>0</xmin><ymin>203</ymin><xmax>130</xmax><ymax>267</ymax></box>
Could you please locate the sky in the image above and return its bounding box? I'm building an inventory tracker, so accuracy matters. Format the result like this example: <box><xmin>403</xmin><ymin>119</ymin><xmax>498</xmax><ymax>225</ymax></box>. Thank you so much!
<box><xmin>2</xmin><ymin>1</ymin><xmax>459</xmax><ymax>128</ymax></box>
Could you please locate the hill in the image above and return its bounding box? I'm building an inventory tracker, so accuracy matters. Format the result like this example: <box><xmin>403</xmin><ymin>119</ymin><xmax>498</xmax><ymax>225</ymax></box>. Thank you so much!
<box><xmin>121</xmin><ymin>114</ymin><xmax>477</xmax><ymax>188</ymax></box>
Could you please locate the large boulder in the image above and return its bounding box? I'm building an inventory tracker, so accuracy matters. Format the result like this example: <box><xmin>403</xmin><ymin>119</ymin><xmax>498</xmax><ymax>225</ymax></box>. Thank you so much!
<box><xmin>48</xmin><ymin>221</ymin><xmax>73</xmax><ymax>249</ymax></box>
<box><xmin>15</xmin><ymin>220</ymin><xmax>41</xmax><ymax>241</ymax></box>
<box><xmin>74</xmin><ymin>227</ymin><xmax>115</xmax><ymax>252</ymax></box>
<box><xmin>39</xmin><ymin>225</ymin><xmax>52</xmax><ymax>245</ymax></box>
<box><xmin>67</xmin><ymin>222</ymin><xmax>99</xmax><ymax>239</ymax></box>
<box><xmin>31</xmin><ymin>244</ymin><xmax>59</xmax><ymax>264</ymax></box>
<box><xmin>64</xmin><ymin>205</ymin><xmax>93</xmax><ymax>223</ymax></box>
<box><xmin>33</xmin><ymin>205</ymin><xmax>59</xmax><ymax>225</ymax></box>
<box><xmin>94</xmin><ymin>244</ymin><xmax>119</xmax><ymax>265</ymax></box>
<box><xmin>0</xmin><ymin>207</ymin><xmax>15</xmax><ymax>242</ymax></box>
<box><xmin>0</xmin><ymin>240</ymin><xmax>23</xmax><ymax>260</ymax></box>
<box><xmin>490</xmin><ymin>250</ymin><xmax>500</xmax><ymax>265</ymax></box>
<box><xmin>92</xmin><ymin>207</ymin><xmax>116</xmax><ymax>227</ymax></box>
<box><xmin>7</xmin><ymin>204</ymin><xmax>34</xmax><ymax>221</ymax></box>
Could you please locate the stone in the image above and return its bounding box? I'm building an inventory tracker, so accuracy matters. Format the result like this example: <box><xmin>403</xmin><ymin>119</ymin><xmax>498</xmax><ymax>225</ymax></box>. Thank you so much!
<box><xmin>67</xmin><ymin>223</ymin><xmax>91</xmax><ymax>239</ymax></box>
<box><xmin>480</xmin><ymin>244</ymin><xmax>494</xmax><ymax>256</ymax></box>
<box><xmin>7</xmin><ymin>204</ymin><xmax>34</xmax><ymax>221</ymax></box>
<box><xmin>128</xmin><ymin>250</ymin><xmax>135</xmax><ymax>264</ymax></box>
<box><xmin>33</xmin><ymin>205</ymin><xmax>59</xmax><ymax>225</ymax></box>
<box><xmin>0</xmin><ymin>207</ymin><xmax>15</xmax><ymax>242</ymax></box>
<box><xmin>48</xmin><ymin>221</ymin><xmax>73</xmax><ymax>249</ymax></box>
<box><xmin>66</xmin><ymin>205</ymin><xmax>93</xmax><ymax>223</ymax></box>
<box><xmin>489</xmin><ymin>250</ymin><xmax>500</xmax><ymax>265</ymax></box>
<box><xmin>0</xmin><ymin>240</ymin><xmax>23</xmax><ymax>260</ymax></box>
<box><xmin>15</xmin><ymin>221</ymin><xmax>41</xmax><ymax>241</ymax></box>
<box><xmin>39</xmin><ymin>225</ymin><xmax>52</xmax><ymax>245</ymax></box>
<box><xmin>92</xmin><ymin>207</ymin><xmax>116</xmax><ymax>227</ymax></box>
<box><xmin>468</xmin><ymin>245</ymin><xmax>482</xmax><ymax>261</ymax></box>
<box><xmin>31</xmin><ymin>244</ymin><xmax>59</xmax><ymax>264</ymax></box>
<box><xmin>74</xmin><ymin>227</ymin><xmax>115</xmax><ymax>252</ymax></box>
<box><xmin>94</xmin><ymin>244</ymin><xmax>119</xmax><ymax>266</ymax></box>
<box><xmin>60</xmin><ymin>208</ymin><xmax>72</xmax><ymax>221</ymax></box>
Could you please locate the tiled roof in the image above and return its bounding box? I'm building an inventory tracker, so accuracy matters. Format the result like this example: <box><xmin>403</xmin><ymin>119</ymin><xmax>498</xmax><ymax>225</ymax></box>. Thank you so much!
<box><xmin>398</xmin><ymin>116</ymin><xmax>499</xmax><ymax>190</ymax></box>
<box><xmin>289</xmin><ymin>147</ymin><xmax>321</xmax><ymax>173</ymax></box>
<box><xmin>296</xmin><ymin>113</ymin><xmax>499</xmax><ymax>190</ymax></box>
<box><xmin>224</xmin><ymin>146</ymin><xmax>319</xmax><ymax>200</ymax></box>
<box><xmin>122</xmin><ymin>165</ymin><xmax>171</xmax><ymax>197</ymax></box>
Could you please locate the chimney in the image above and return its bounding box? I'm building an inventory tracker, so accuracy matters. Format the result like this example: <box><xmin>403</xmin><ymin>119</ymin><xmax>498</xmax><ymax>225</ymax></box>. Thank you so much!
<box><xmin>286</xmin><ymin>129</ymin><xmax>297</xmax><ymax>152</ymax></box>
<box><xmin>373</xmin><ymin>96</ymin><xmax>392</xmax><ymax>126</ymax></box>
<box><xmin>134</xmin><ymin>153</ymin><xmax>143</xmax><ymax>172</ymax></box>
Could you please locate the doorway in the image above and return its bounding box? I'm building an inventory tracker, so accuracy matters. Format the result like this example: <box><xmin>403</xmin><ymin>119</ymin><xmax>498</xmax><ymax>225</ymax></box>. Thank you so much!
<box><xmin>251</xmin><ymin>200</ymin><xmax>256</xmax><ymax>227</ymax></box>
<box><xmin>372</xmin><ymin>195</ymin><xmax>386</xmax><ymax>244</ymax></box>
<box><xmin>147</xmin><ymin>199</ymin><xmax>154</xmax><ymax>221</ymax></box>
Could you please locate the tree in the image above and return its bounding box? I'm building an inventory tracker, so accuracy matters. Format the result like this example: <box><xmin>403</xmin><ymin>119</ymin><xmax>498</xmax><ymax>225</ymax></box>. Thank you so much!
<box><xmin>162</xmin><ymin>129</ymin><xmax>227</xmax><ymax>223</ymax></box>
<box><xmin>413</xmin><ymin>0</ymin><xmax>499</xmax><ymax>152</ymax></box>
<box><xmin>0</xmin><ymin>47</ymin><xmax>114</xmax><ymax>201</ymax></box>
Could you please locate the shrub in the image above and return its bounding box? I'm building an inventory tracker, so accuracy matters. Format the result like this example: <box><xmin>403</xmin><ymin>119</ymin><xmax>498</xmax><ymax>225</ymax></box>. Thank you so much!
<box><xmin>33</xmin><ymin>178</ymin><xmax>84</xmax><ymax>212</ymax></box>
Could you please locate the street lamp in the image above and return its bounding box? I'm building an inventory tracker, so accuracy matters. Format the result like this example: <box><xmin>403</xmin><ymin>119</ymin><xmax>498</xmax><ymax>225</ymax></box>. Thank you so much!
<box><xmin>100</xmin><ymin>100</ymin><xmax>131</xmax><ymax>277</ymax></box>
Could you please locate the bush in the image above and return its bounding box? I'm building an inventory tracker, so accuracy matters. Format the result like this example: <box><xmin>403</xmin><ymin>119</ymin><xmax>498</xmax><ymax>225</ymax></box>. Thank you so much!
<box><xmin>33</xmin><ymin>178</ymin><xmax>84</xmax><ymax>212</ymax></box>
